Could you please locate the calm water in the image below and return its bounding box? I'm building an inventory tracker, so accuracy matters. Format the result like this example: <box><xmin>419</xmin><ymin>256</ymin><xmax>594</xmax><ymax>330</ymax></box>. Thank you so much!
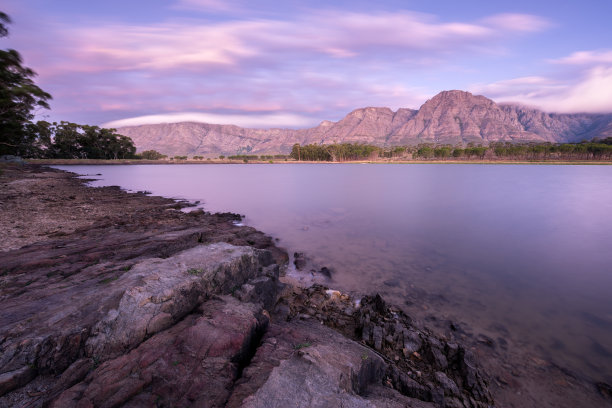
<box><xmin>56</xmin><ymin>164</ymin><xmax>612</xmax><ymax>383</ymax></box>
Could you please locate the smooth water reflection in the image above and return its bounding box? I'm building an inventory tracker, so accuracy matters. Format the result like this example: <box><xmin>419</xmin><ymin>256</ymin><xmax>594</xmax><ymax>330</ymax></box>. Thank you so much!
<box><xmin>56</xmin><ymin>164</ymin><xmax>612</xmax><ymax>383</ymax></box>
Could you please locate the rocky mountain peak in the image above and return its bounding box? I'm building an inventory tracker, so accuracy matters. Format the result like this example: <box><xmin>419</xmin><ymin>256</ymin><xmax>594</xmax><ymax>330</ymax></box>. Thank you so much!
<box><xmin>421</xmin><ymin>90</ymin><xmax>494</xmax><ymax>110</ymax></box>
<box><xmin>346</xmin><ymin>107</ymin><xmax>394</xmax><ymax>120</ymax></box>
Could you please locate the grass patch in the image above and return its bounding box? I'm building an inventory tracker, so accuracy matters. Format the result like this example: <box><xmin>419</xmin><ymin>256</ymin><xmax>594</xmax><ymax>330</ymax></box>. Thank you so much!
<box><xmin>99</xmin><ymin>276</ymin><xmax>118</xmax><ymax>284</ymax></box>
<box><xmin>187</xmin><ymin>268</ymin><xmax>204</xmax><ymax>276</ymax></box>
<box><xmin>293</xmin><ymin>342</ymin><xmax>312</xmax><ymax>350</ymax></box>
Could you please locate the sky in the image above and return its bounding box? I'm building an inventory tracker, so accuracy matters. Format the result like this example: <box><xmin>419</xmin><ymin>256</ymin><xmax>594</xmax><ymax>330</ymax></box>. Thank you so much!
<box><xmin>3</xmin><ymin>0</ymin><xmax>612</xmax><ymax>128</ymax></box>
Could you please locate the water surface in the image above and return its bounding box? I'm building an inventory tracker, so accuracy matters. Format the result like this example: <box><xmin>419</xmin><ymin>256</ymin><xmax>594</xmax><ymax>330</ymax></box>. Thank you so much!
<box><xmin>57</xmin><ymin>163</ymin><xmax>612</xmax><ymax>383</ymax></box>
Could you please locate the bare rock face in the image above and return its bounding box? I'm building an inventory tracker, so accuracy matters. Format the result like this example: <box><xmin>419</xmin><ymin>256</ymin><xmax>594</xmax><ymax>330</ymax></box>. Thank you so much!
<box><xmin>0</xmin><ymin>242</ymin><xmax>279</xmax><ymax>406</ymax></box>
<box><xmin>389</xmin><ymin>91</ymin><xmax>536</xmax><ymax>144</ymax></box>
<box><xmin>267</xmin><ymin>286</ymin><xmax>495</xmax><ymax>408</ymax></box>
<box><xmin>52</xmin><ymin>296</ymin><xmax>270</xmax><ymax>408</ymax></box>
<box><xmin>83</xmin><ymin>243</ymin><xmax>272</xmax><ymax>359</ymax></box>
<box><xmin>233</xmin><ymin>320</ymin><xmax>424</xmax><ymax>408</ymax></box>
<box><xmin>117</xmin><ymin>90</ymin><xmax>612</xmax><ymax>156</ymax></box>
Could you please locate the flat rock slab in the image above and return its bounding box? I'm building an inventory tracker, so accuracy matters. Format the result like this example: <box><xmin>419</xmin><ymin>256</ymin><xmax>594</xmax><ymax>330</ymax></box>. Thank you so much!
<box><xmin>52</xmin><ymin>296</ymin><xmax>268</xmax><ymax>408</ymax></box>
<box><xmin>0</xmin><ymin>243</ymin><xmax>275</xmax><ymax>404</ymax></box>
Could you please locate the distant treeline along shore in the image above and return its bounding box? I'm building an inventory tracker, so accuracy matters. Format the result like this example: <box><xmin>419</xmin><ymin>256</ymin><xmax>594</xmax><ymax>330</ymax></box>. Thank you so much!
<box><xmin>285</xmin><ymin>140</ymin><xmax>612</xmax><ymax>162</ymax></box>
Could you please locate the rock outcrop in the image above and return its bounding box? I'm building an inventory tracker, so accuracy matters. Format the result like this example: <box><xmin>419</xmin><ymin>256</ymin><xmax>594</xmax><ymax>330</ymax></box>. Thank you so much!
<box><xmin>116</xmin><ymin>90</ymin><xmax>612</xmax><ymax>156</ymax></box>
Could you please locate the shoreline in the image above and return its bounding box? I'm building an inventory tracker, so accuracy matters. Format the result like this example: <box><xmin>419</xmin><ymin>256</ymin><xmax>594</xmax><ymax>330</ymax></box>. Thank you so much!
<box><xmin>1</xmin><ymin>164</ymin><xmax>610</xmax><ymax>407</ymax></box>
<box><xmin>28</xmin><ymin>158</ymin><xmax>612</xmax><ymax>166</ymax></box>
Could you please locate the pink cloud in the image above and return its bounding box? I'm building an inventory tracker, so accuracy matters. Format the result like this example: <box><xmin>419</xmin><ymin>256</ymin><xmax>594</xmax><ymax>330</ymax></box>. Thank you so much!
<box><xmin>27</xmin><ymin>10</ymin><xmax>552</xmax><ymax>76</ymax></box>
<box><xmin>470</xmin><ymin>67</ymin><xmax>612</xmax><ymax>113</ymax></box>
<box><xmin>173</xmin><ymin>0</ymin><xmax>243</xmax><ymax>12</ymax></box>
<box><xmin>103</xmin><ymin>112</ymin><xmax>317</xmax><ymax>128</ymax></box>
<box><xmin>552</xmin><ymin>50</ymin><xmax>612</xmax><ymax>65</ymax></box>
<box><xmin>481</xmin><ymin>13</ymin><xmax>552</xmax><ymax>33</ymax></box>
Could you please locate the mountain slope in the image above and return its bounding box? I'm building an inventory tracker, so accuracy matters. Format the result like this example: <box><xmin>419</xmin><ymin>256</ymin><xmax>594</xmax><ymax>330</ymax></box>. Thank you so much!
<box><xmin>117</xmin><ymin>90</ymin><xmax>612</xmax><ymax>156</ymax></box>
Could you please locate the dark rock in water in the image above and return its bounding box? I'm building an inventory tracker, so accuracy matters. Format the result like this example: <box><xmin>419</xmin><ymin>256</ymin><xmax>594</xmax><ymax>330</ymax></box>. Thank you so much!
<box><xmin>373</xmin><ymin>293</ymin><xmax>387</xmax><ymax>314</ymax></box>
<box><xmin>384</xmin><ymin>279</ymin><xmax>399</xmax><ymax>287</ymax></box>
<box><xmin>293</xmin><ymin>252</ymin><xmax>307</xmax><ymax>270</ymax></box>
<box><xmin>318</xmin><ymin>266</ymin><xmax>332</xmax><ymax>278</ymax></box>
<box><xmin>476</xmin><ymin>333</ymin><xmax>496</xmax><ymax>348</ymax></box>
<box><xmin>590</xmin><ymin>337</ymin><xmax>612</xmax><ymax>358</ymax></box>
<box><xmin>597</xmin><ymin>382</ymin><xmax>612</xmax><ymax>400</ymax></box>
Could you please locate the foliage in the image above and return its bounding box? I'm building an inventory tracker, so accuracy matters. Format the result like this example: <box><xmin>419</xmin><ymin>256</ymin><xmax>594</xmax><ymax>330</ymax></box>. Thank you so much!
<box><xmin>379</xmin><ymin>146</ymin><xmax>408</xmax><ymax>158</ymax></box>
<box><xmin>434</xmin><ymin>146</ymin><xmax>452</xmax><ymax>158</ymax></box>
<box><xmin>416</xmin><ymin>145</ymin><xmax>434</xmax><ymax>158</ymax></box>
<box><xmin>139</xmin><ymin>150</ymin><xmax>167</xmax><ymax>160</ymax></box>
<box><xmin>293</xmin><ymin>342</ymin><xmax>312</xmax><ymax>350</ymax></box>
<box><xmin>290</xmin><ymin>143</ymin><xmax>380</xmax><ymax>161</ymax></box>
<box><xmin>463</xmin><ymin>146</ymin><xmax>487</xmax><ymax>159</ymax></box>
<box><xmin>408</xmin><ymin>141</ymin><xmax>612</xmax><ymax>160</ymax></box>
<box><xmin>0</xmin><ymin>13</ymin><xmax>52</xmax><ymax>156</ymax></box>
<box><xmin>228</xmin><ymin>154</ymin><xmax>259</xmax><ymax>160</ymax></box>
<box><xmin>42</xmin><ymin>121</ymin><xmax>136</xmax><ymax>159</ymax></box>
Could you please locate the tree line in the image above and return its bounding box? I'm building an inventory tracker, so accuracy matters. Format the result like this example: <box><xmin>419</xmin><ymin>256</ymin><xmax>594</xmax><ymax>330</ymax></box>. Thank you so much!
<box><xmin>412</xmin><ymin>140</ymin><xmax>612</xmax><ymax>160</ymax></box>
<box><xmin>290</xmin><ymin>143</ymin><xmax>379</xmax><ymax>161</ymax></box>
<box><xmin>288</xmin><ymin>139</ymin><xmax>612</xmax><ymax>162</ymax></box>
<box><xmin>20</xmin><ymin>121</ymin><xmax>136</xmax><ymax>159</ymax></box>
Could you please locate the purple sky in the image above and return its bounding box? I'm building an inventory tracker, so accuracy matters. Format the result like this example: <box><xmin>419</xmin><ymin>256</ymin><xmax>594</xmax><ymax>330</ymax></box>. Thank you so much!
<box><xmin>3</xmin><ymin>0</ymin><xmax>612</xmax><ymax>128</ymax></box>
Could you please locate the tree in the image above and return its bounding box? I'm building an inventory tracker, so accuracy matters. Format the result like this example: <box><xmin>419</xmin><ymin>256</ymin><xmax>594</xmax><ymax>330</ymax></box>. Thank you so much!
<box><xmin>290</xmin><ymin>143</ymin><xmax>301</xmax><ymax>160</ymax></box>
<box><xmin>0</xmin><ymin>13</ymin><xmax>52</xmax><ymax>156</ymax></box>
<box><xmin>46</xmin><ymin>121</ymin><xmax>136</xmax><ymax>159</ymax></box>
<box><xmin>416</xmin><ymin>145</ymin><xmax>434</xmax><ymax>158</ymax></box>
<box><xmin>140</xmin><ymin>150</ymin><xmax>166</xmax><ymax>160</ymax></box>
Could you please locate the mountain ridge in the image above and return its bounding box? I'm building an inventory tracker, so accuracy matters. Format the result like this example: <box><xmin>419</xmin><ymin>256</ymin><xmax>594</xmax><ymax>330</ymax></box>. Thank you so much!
<box><xmin>116</xmin><ymin>90</ymin><xmax>612</xmax><ymax>156</ymax></box>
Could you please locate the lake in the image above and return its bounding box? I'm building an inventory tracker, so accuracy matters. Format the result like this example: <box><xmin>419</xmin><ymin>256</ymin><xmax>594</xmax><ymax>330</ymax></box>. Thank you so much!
<box><xmin>56</xmin><ymin>163</ymin><xmax>612</xmax><ymax>384</ymax></box>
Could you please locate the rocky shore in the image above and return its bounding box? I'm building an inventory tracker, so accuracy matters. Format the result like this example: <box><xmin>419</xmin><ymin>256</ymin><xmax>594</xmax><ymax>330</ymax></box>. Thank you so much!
<box><xmin>0</xmin><ymin>164</ymin><xmax>609</xmax><ymax>407</ymax></box>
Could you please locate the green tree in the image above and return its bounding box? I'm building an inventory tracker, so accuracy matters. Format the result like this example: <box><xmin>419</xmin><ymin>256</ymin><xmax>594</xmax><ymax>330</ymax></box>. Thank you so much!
<box><xmin>416</xmin><ymin>145</ymin><xmax>434</xmax><ymax>158</ymax></box>
<box><xmin>290</xmin><ymin>143</ymin><xmax>301</xmax><ymax>160</ymax></box>
<box><xmin>434</xmin><ymin>146</ymin><xmax>452</xmax><ymax>158</ymax></box>
<box><xmin>47</xmin><ymin>121</ymin><xmax>136</xmax><ymax>159</ymax></box>
<box><xmin>0</xmin><ymin>13</ymin><xmax>52</xmax><ymax>156</ymax></box>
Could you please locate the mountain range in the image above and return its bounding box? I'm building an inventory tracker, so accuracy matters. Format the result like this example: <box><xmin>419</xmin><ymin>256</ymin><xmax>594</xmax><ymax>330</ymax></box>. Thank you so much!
<box><xmin>116</xmin><ymin>90</ymin><xmax>612</xmax><ymax>156</ymax></box>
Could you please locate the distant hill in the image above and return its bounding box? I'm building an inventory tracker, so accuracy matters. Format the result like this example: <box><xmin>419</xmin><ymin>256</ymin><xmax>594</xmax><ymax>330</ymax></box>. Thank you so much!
<box><xmin>116</xmin><ymin>90</ymin><xmax>612</xmax><ymax>156</ymax></box>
